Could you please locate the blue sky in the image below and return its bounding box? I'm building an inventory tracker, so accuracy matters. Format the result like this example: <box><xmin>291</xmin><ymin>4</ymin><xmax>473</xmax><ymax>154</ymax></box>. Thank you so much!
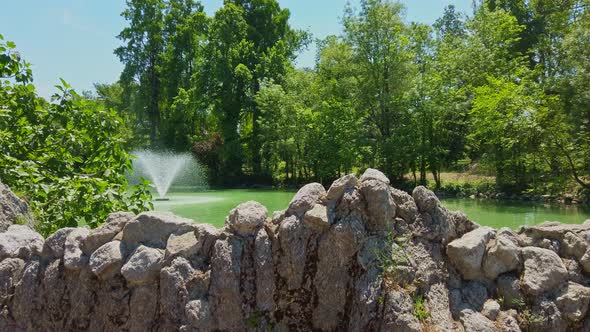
<box><xmin>0</xmin><ymin>0</ymin><xmax>472</xmax><ymax>98</ymax></box>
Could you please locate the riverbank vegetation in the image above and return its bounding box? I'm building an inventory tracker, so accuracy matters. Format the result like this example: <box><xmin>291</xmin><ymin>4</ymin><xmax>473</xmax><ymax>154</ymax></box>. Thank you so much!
<box><xmin>94</xmin><ymin>0</ymin><xmax>589</xmax><ymax>201</ymax></box>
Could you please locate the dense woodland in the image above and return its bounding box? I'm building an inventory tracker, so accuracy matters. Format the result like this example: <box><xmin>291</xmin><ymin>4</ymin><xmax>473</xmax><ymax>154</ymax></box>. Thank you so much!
<box><xmin>1</xmin><ymin>0</ymin><xmax>590</xmax><ymax>234</ymax></box>
<box><xmin>101</xmin><ymin>0</ymin><xmax>590</xmax><ymax>196</ymax></box>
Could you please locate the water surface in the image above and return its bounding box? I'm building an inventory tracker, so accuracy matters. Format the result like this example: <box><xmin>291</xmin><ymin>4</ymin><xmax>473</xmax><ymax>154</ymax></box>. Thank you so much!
<box><xmin>153</xmin><ymin>189</ymin><xmax>590</xmax><ymax>229</ymax></box>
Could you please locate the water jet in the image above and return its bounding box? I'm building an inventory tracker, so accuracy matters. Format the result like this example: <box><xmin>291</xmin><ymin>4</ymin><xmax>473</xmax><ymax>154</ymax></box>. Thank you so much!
<box><xmin>130</xmin><ymin>150</ymin><xmax>207</xmax><ymax>200</ymax></box>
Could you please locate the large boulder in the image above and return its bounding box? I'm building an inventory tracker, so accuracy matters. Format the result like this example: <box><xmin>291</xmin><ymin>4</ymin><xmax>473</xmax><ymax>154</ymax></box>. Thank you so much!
<box><xmin>0</xmin><ymin>225</ymin><xmax>44</xmax><ymax>259</ymax></box>
<box><xmin>326</xmin><ymin>174</ymin><xmax>358</xmax><ymax>201</ymax></box>
<box><xmin>360</xmin><ymin>168</ymin><xmax>390</xmax><ymax>185</ymax></box>
<box><xmin>554</xmin><ymin>282</ymin><xmax>590</xmax><ymax>323</ymax></box>
<box><xmin>562</xmin><ymin>232</ymin><xmax>588</xmax><ymax>259</ymax></box>
<box><xmin>459</xmin><ymin>309</ymin><xmax>497</xmax><ymax>332</ymax></box>
<box><xmin>63</xmin><ymin>228</ymin><xmax>90</xmax><ymax>270</ymax></box>
<box><xmin>121</xmin><ymin>245</ymin><xmax>164</xmax><ymax>285</ymax></box>
<box><xmin>0</xmin><ymin>182</ymin><xmax>34</xmax><ymax>232</ymax></box>
<box><xmin>521</xmin><ymin>246</ymin><xmax>568</xmax><ymax>296</ymax></box>
<box><xmin>412</xmin><ymin>186</ymin><xmax>440</xmax><ymax>214</ymax></box>
<box><xmin>287</xmin><ymin>183</ymin><xmax>326</xmax><ymax>215</ymax></box>
<box><xmin>122</xmin><ymin>212</ymin><xmax>196</xmax><ymax>248</ymax></box>
<box><xmin>43</xmin><ymin>227</ymin><xmax>76</xmax><ymax>258</ymax></box>
<box><xmin>89</xmin><ymin>240</ymin><xmax>125</xmax><ymax>280</ymax></box>
<box><xmin>446</xmin><ymin>227</ymin><xmax>495</xmax><ymax>280</ymax></box>
<box><xmin>303</xmin><ymin>203</ymin><xmax>330</xmax><ymax>232</ymax></box>
<box><xmin>165</xmin><ymin>231</ymin><xmax>201</xmax><ymax>259</ymax></box>
<box><xmin>482</xmin><ymin>235</ymin><xmax>521</xmax><ymax>280</ymax></box>
<box><xmin>360</xmin><ymin>179</ymin><xmax>395</xmax><ymax>234</ymax></box>
<box><xmin>83</xmin><ymin>212</ymin><xmax>134</xmax><ymax>254</ymax></box>
<box><xmin>391</xmin><ymin>188</ymin><xmax>418</xmax><ymax>223</ymax></box>
<box><xmin>226</xmin><ymin>201</ymin><xmax>267</xmax><ymax>237</ymax></box>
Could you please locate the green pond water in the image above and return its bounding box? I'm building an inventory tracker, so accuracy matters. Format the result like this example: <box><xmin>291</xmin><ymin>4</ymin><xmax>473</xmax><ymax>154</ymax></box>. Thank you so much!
<box><xmin>153</xmin><ymin>189</ymin><xmax>590</xmax><ymax>230</ymax></box>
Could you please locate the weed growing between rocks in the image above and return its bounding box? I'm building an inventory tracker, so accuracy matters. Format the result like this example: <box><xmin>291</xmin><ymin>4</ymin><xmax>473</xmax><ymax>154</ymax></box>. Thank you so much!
<box><xmin>413</xmin><ymin>294</ymin><xmax>430</xmax><ymax>321</ymax></box>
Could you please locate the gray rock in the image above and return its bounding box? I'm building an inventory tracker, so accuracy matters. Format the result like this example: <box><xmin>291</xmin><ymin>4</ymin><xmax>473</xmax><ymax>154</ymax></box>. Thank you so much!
<box><xmin>159</xmin><ymin>257</ymin><xmax>195</xmax><ymax>324</ymax></box>
<box><xmin>496</xmin><ymin>311</ymin><xmax>522</xmax><ymax>332</ymax></box>
<box><xmin>185</xmin><ymin>299</ymin><xmax>211</xmax><ymax>329</ymax></box>
<box><xmin>89</xmin><ymin>240</ymin><xmax>125</xmax><ymax>280</ymax></box>
<box><xmin>128</xmin><ymin>284</ymin><xmax>159</xmax><ymax>331</ymax></box>
<box><xmin>165</xmin><ymin>231</ymin><xmax>200</xmax><ymax>259</ymax></box>
<box><xmin>562</xmin><ymin>232</ymin><xmax>588</xmax><ymax>259</ymax></box>
<box><xmin>226</xmin><ymin>201</ymin><xmax>267</xmax><ymax>236</ymax></box>
<box><xmin>497</xmin><ymin>274</ymin><xmax>524</xmax><ymax>309</ymax></box>
<box><xmin>0</xmin><ymin>225</ymin><xmax>44</xmax><ymax>259</ymax></box>
<box><xmin>63</xmin><ymin>228</ymin><xmax>90</xmax><ymax>270</ymax></box>
<box><xmin>579</xmin><ymin>248</ymin><xmax>590</xmax><ymax>274</ymax></box>
<box><xmin>412</xmin><ymin>186</ymin><xmax>440</xmax><ymax>214</ymax></box>
<box><xmin>0</xmin><ymin>182</ymin><xmax>34</xmax><ymax>232</ymax></box>
<box><xmin>254</xmin><ymin>228</ymin><xmax>275</xmax><ymax>312</ymax></box>
<box><xmin>482</xmin><ymin>236</ymin><xmax>521</xmax><ymax>280</ymax></box>
<box><xmin>303</xmin><ymin>203</ymin><xmax>330</xmax><ymax>232</ymax></box>
<box><xmin>447</xmin><ymin>227</ymin><xmax>495</xmax><ymax>280</ymax></box>
<box><xmin>43</xmin><ymin>227</ymin><xmax>76</xmax><ymax>258</ymax></box>
<box><xmin>426</xmin><ymin>282</ymin><xmax>456</xmax><ymax>332</ymax></box>
<box><xmin>122</xmin><ymin>211</ymin><xmax>196</xmax><ymax>248</ymax></box>
<box><xmin>83</xmin><ymin>212</ymin><xmax>134</xmax><ymax>254</ymax></box>
<box><xmin>530</xmin><ymin>297</ymin><xmax>567</xmax><ymax>331</ymax></box>
<box><xmin>0</xmin><ymin>258</ymin><xmax>25</xmax><ymax>302</ymax></box>
<box><xmin>521</xmin><ymin>246</ymin><xmax>567</xmax><ymax>296</ymax></box>
<box><xmin>313</xmin><ymin>217</ymin><xmax>365</xmax><ymax>330</ymax></box>
<box><xmin>277</xmin><ymin>215</ymin><xmax>311</xmax><ymax>290</ymax></box>
<box><xmin>461</xmin><ymin>281</ymin><xmax>488</xmax><ymax>311</ymax></box>
<box><xmin>326</xmin><ymin>174</ymin><xmax>358</xmax><ymax>201</ymax></box>
<box><xmin>379</xmin><ymin>289</ymin><xmax>422</xmax><ymax>332</ymax></box>
<box><xmin>121</xmin><ymin>245</ymin><xmax>164</xmax><ymax>285</ymax></box>
<box><xmin>209</xmin><ymin>238</ymin><xmax>244</xmax><ymax>330</ymax></box>
<box><xmin>271</xmin><ymin>209</ymin><xmax>286</xmax><ymax>224</ymax></box>
<box><xmin>11</xmin><ymin>260</ymin><xmax>40</xmax><ymax>330</ymax></box>
<box><xmin>482</xmin><ymin>299</ymin><xmax>500</xmax><ymax>320</ymax></box>
<box><xmin>360</xmin><ymin>168</ymin><xmax>390</xmax><ymax>185</ymax></box>
<box><xmin>288</xmin><ymin>182</ymin><xmax>326</xmax><ymax>215</ymax></box>
<box><xmin>451</xmin><ymin>210</ymin><xmax>478</xmax><ymax>237</ymax></box>
<box><xmin>360</xmin><ymin>179</ymin><xmax>396</xmax><ymax>233</ymax></box>
<box><xmin>459</xmin><ymin>309</ymin><xmax>496</xmax><ymax>332</ymax></box>
<box><xmin>554</xmin><ymin>281</ymin><xmax>590</xmax><ymax>322</ymax></box>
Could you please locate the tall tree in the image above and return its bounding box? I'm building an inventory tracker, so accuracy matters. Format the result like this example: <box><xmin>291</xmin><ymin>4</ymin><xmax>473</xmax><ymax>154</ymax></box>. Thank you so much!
<box><xmin>197</xmin><ymin>0</ymin><xmax>306</xmax><ymax>179</ymax></box>
<box><xmin>343</xmin><ymin>0</ymin><xmax>414</xmax><ymax>181</ymax></box>
<box><xmin>115</xmin><ymin>0</ymin><xmax>166</xmax><ymax>147</ymax></box>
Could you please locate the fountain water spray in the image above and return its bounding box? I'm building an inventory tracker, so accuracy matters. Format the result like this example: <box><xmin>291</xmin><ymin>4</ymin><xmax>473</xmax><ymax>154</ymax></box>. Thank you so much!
<box><xmin>130</xmin><ymin>150</ymin><xmax>207</xmax><ymax>200</ymax></box>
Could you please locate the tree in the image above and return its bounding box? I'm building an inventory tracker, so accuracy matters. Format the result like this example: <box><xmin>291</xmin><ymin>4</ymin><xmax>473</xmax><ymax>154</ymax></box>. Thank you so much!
<box><xmin>343</xmin><ymin>0</ymin><xmax>414</xmax><ymax>181</ymax></box>
<box><xmin>197</xmin><ymin>0</ymin><xmax>306</xmax><ymax>180</ymax></box>
<box><xmin>160</xmin><ymin>0</ymin><xmax>209</xmax><ymax>149</ymax></box>
<box><xmin>0</xmin><ymin>36</ymin><xmax>151</xmax><ymax>236</ymax></box>
<box><xmin>115</xmin><ymin>0</ymin><xmax>166</xmax><ymax>147</ymax></box>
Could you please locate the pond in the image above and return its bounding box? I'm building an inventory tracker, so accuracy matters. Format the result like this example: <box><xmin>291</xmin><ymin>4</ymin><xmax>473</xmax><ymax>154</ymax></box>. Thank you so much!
<box><xmin>153</xmin><ymin>189</ymin><xmax>590</xmax><ymax>230</ymax></box>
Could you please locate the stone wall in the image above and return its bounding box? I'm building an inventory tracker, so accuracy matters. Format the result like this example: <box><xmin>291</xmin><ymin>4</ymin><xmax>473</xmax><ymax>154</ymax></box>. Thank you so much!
<box><xmin>1</xmin><ymin>169</ymin><xmax>590</xmax><ymax>331</ymax></box>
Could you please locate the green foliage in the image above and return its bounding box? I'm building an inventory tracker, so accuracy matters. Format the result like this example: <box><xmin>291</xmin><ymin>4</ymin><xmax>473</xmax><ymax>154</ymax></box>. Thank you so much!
<box><xmin>246</xmin><ymin>310</ymin><xmax>262</xmax><ymax>328</ymax></box>
<box><xmin>375</xmin><ymin>232</ymin><xmax>411</xmax><ymax>285</ymax></box>
<box><xmin>107</xmin><ymin>0</ymin><xmax>590</xmax><ymax>198</ymax></box>
<box><xmin>412</xmin><ymin>294</ymin><xmax>430</xmax><ymax>322</ymax></box>
<box><xmin>0</xmin><ymin>37</ymin><xmax>152</xmax><ymax>236</ymax></box>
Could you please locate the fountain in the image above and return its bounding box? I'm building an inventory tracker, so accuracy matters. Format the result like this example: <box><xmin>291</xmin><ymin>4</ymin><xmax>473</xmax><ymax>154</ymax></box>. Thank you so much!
<box><xmin>130</xmin><ymin>150</ymin><xmax>207</xmax><ymax>200</ymax></box>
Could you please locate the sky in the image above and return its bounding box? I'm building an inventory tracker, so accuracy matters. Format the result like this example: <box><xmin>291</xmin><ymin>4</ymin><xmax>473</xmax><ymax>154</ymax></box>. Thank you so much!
<box><xmin>0</xmin><ymin>0</ymin><xmax>473</xmax><ymax>99</ymax></box>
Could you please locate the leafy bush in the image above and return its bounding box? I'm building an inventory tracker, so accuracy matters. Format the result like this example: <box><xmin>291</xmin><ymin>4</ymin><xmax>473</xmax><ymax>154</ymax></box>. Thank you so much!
<box><xmin>0</xmin><ymin>35</ymin><xmax>151</xmax><ymax>236</ymax></box>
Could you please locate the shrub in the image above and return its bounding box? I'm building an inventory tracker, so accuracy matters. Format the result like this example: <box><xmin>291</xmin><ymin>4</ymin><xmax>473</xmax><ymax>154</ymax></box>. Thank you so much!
<box><xmin>0</xmin><ymin>35</ymin><xmax>151</xmax><ymax>236</ymax></box>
